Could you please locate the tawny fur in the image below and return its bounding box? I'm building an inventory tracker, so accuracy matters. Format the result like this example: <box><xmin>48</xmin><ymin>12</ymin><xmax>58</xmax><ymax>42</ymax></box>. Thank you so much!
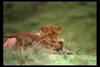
<box><xmin>3</xmin><ymin>23</ymin><xmax>63</xmax><ymax>52</ymax></box>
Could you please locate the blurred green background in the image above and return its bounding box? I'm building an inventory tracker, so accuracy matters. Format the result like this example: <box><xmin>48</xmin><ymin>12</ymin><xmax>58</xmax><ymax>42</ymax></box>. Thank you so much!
<box><xmin>3</xmin><ymin>2</ymin><xmax>96</xmax><ymax>55</ymax></box>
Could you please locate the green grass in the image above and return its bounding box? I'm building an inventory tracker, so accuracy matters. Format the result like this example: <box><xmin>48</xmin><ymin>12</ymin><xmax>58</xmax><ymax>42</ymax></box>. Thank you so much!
<box><xmin>3</xmin><ymin>47</ymin><xmax>96</xmax><ymax>65</ymax></box>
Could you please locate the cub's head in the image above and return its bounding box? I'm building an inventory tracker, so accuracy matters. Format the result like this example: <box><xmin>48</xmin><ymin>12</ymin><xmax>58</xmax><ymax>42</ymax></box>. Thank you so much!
<box><xmin>49</xmin><ymin>24</ymin><xmax>63</xmax><ymax>39</ymax></box>
<box><xmin>40</xmin><ymin>23</ymin><xmax>63</xmax><ymax>39</ymax></box>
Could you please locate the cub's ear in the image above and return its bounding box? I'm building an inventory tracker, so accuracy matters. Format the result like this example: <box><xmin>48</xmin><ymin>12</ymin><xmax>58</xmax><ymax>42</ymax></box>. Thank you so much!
<box><xmin>40</xmin><ymin>26</ymin><xmax>48</xmax><ymax>33</ymax></box>
<box><xmin>40</xmin><ymin>26</ymin><xmax>45</xmax><ymax>32</ymax></box>
<box><xmin>56</xmin><ymin>25</ymin><xmax>63</xmax><ymax>31</ymax></box>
